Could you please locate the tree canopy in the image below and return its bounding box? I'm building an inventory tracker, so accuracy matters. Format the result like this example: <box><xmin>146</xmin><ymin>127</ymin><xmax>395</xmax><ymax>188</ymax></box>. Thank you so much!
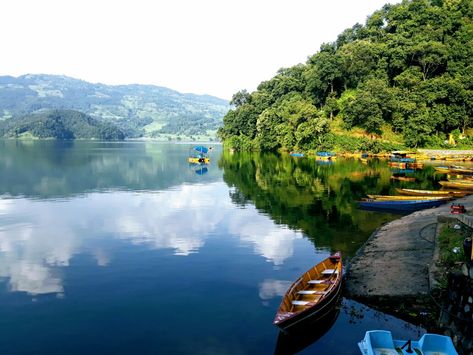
<box><xmin>218</xmin><ymin>0</ymin><xmax>473</xmax><ymax>151</ymax></box>
<box><xmin>0</xmin><ymin>109</ymin><xmax>125</xmax><ymax>140</ymax></box>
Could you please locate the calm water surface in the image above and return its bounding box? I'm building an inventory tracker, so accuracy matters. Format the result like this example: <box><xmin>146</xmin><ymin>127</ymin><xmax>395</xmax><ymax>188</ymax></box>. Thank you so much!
<box><xmin>0</xmin><ymin>141</ymin><xmax>432</xmax><ymax>354</ymax></box>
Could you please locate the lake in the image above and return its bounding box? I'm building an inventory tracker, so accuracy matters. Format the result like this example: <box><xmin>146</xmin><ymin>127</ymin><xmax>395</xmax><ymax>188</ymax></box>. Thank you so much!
<box><xmin>0</xmin><ymin>140</ymin><xmax>429</xmax><ymax>354</ymax></box>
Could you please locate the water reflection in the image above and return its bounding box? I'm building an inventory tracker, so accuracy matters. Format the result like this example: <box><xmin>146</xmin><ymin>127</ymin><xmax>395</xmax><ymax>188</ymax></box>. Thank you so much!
<box><xmin>0</xmin><ymin>182</ymin><xmax>306</xmax><ymax>295</ymax></box>
<box><xmin>0</xmin><ymin>140</ymin><xmax>221</xmax><ymax>198</ymax></box>
<box><xmin>274</xmin><ymin>306</ymin><xmax>341</xmax><ymax>355</ymax></box>
<box><xmin>219</xmin><ymin>151</ymin><xmax>443</xmax><ymax>257</ymax></box>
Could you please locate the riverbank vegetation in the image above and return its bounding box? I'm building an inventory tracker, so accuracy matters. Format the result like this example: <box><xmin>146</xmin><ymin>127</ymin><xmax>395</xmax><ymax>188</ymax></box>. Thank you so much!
<box><xmin>218</xmin><ymin>0</ymin><xmax>473</xmax><ymax>152</ymax></box>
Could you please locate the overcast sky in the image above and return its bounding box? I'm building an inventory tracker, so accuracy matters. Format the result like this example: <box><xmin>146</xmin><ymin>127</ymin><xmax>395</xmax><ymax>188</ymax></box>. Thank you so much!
<box><xmin>0</xmin><ymin>0</ymin><xmax>400</xmax><ymax>100</ymax></box>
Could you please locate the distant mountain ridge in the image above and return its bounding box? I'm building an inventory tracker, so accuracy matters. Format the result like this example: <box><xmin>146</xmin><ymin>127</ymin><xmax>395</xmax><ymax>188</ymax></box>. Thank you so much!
<box><xmin>0</xmin><ymin>74</ymin><xmax>229</xmax><ymax>139</ymax></box>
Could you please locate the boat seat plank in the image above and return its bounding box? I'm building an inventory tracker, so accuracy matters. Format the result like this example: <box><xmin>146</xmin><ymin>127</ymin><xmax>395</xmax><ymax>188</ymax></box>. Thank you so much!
<box><xmin>291</xmin><ymin>300</ymin><xmax>310</xmax><ymax>306</ymax></box>
<box><xmin>308</xmin><ymin>279</ymin><xmax>324</xmax><ymax>284</ymax></box>
<box><xmin>321</xmin><ymin>269</ymin><xmax>339</xmax><ymax>275</ymax></box>
<box><xmin>297</xmin><ymin>290</ymin><xmax>328</xmax><ymax>295</ymax></box>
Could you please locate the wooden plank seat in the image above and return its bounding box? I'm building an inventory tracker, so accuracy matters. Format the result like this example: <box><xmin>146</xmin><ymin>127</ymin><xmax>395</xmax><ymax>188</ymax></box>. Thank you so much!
<box><xmin>308</xmin><ymin>280</ymin><xmax>325</xmax><ymax>284</ymax></box>
<box><xmin>297</xmin><ymin>290</ymin><xmax>328</xmax><ymax>295</ymax></box>
<box><xmin>292</xmin><ymin>300</ymin><xmax>311</xmax><ymax>306</ymax></box>
<box><xmin>321</xmin><ymin>269</ymin><xmax>339</xmax><ymax>275</ymax></box>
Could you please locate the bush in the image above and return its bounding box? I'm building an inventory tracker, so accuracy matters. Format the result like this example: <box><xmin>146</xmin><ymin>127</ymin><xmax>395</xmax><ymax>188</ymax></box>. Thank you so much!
<box><xmin>224</xmin><ymin>135</ymin><xmax>255</xmax><ymax>151</ymax></box>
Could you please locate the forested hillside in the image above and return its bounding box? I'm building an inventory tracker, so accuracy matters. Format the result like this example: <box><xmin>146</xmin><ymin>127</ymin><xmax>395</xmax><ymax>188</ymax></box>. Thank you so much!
<box><xmin>218</xmin><ymin>0</ymin><xmax>473</xmax><ymax>151</ymax></box>
<box><xmin>0</xmin><ymin>74</ymin><xmax>229</xmax><ymax>139</ymax></box>
<box><xmin>0</xmin><ymin>110</ymin><xmax>125</xmax><ymax>140</ymax></box>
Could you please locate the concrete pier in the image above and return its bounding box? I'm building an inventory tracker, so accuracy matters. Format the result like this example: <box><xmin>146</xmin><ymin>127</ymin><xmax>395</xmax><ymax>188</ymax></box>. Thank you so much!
<box><xmin>345</xmin><ymin>195</ymin><xmax>473</xmax><ymax>299</ymax></box>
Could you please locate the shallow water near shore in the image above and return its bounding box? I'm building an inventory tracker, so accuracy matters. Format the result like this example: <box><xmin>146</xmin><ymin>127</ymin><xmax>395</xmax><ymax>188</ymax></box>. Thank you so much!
<box><xmin>0</xmin><ymin>141</ymin><xmax>429</xmax><ymax>354</ymax></box>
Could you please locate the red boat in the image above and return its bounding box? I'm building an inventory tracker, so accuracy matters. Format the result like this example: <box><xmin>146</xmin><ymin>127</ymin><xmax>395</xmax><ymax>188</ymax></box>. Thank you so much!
<box><xmin>273</xmin><ymin>252</ymin><xmax>342</xmax><ymax>331</ymax></box>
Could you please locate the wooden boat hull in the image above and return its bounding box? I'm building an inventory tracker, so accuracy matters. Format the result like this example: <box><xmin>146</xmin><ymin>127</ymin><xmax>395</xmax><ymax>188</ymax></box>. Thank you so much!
<box><xmin>366</xmin><ymin>194</ymin><xmax>451</xmax><ymax>201</ymax></box>
<box><xmin>275</xmin><ymin>281</ymin><xmax>342</xmax><ymax>331</ymax></box>
<box><xmin>358</xmin><ymin>199</ymin><xmax>448</xmax><ymax>211</ymax></box>
<box><xmin>435</xmin><ymin>165</ymin><xmax>473</xmax><ymax>175</ymax></box>
<box><xmin>273</xmin><ymin>253</ymin><xmax>342</xmax><ymax>331</ymax></box>
<box><xmin>395</xmin><ymin>188</ymin><xmax>468</xmax><ymax>197</ymax></box>
<box><xmin>439</xmin><ymin>181</ymin><xmax>473</xmax><ymax>190</ymax></box>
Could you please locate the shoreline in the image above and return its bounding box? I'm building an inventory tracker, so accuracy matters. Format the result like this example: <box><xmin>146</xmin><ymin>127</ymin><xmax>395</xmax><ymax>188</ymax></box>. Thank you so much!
<box><xmin>344</xmin><ymin>195</ymin><xmax>473</xmax><ymax>330</ymax></box>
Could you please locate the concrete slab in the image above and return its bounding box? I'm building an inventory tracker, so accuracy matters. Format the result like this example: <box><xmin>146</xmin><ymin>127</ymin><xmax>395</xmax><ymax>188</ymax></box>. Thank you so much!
<box><xmin>345</xmin><ymin>195</ymin><xmax>473</xmax><ymax>299</ymax></box>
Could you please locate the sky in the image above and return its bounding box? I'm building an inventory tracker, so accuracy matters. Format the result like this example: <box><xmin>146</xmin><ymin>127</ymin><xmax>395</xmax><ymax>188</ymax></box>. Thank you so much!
<box><xmin>0</xmin><ymin>0</ymin><xmax>401</xmax><ymax>100</ymax></box>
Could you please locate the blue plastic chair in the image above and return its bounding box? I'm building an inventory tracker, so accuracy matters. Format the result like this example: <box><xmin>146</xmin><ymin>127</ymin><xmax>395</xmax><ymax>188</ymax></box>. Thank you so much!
<box><xmin>417</xmin><ymin>334</ymin><xmax>458</xmax><ymax>355</ymax></box>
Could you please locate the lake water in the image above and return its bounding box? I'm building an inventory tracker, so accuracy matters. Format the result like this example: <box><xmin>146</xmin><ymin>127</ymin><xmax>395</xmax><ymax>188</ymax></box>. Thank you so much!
<box><xmin>0</xmin><ymin>141</ymin><xmax>429</xmax><ymax>354</ymax></box>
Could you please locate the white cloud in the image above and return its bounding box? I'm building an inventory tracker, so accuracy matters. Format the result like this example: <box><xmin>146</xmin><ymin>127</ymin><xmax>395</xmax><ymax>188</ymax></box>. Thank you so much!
<box><xmin>0</xmin><ymin>182</ymin><xmax>304</xmax><ymax>295</ymax></box>
<box><xmin>259</xmin><ymin>279</ymin><xmax>292</xmax><ymax>300</ymax></box>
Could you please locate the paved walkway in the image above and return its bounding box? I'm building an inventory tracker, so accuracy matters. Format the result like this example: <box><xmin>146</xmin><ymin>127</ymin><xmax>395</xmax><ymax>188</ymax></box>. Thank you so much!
<box><xmin>345</xmin><ymin>195</ymin><xmax>473</xmax><ymax>299</ymax></box>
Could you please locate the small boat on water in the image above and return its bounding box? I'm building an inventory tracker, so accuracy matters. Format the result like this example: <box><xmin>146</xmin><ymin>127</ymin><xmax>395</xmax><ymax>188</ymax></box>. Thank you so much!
<box><xmin>273</xmin><ymin>252</ymin><xmax>342</xmax><ymax>331</ymax></box>
<box><xmin>366</xmin><ymin>194</ymin><xmax>451</xmax><ymax>201</ymax></box>
<box><xmin>188</xmin><ymin>145</ymin><xmax>211</xmax><ymax>164</ymax></box>
<box><xmin>396</xmin><ymin>188</ymin><xmax>469</xmax><ymax>197</ymax></box>
<box><xmin>439</xmin><ymin>180</ymin><xmax>473</xmax><ymax>190</ymax></box>
<box><xmin>435</xmin><ymin>165</ymin><xmax>473</xmax><ymax>175</ymax></box>
<box><xmin>358</xmin><ymin>330</ymin><xmax>458</xmax><ymax>355</ymax></box>
<box><xmin>315</xmin><ymin>151</ymin><xmax>337</xmax><ymax>161</ymax></box>
<box><xmin>358</xmin><ymin>198</ymin><xmax>448</xmax><ymax>212</ymax></box>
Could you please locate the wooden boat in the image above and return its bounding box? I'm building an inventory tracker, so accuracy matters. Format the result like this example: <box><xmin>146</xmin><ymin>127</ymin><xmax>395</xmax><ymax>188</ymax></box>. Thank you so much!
<box><xmin>358</xmin><ymin>330</ymin><xmax>458</xmax><ymax>355</ymax></box>
<box><xmin>439</xmin><ymin>180</ymin><xmax>473</xmax><ymax>190</ymax></box>
<box><xmin>366</xmin><ymin>194</ymin><xmax>451</xmax><ymax>201</ymax></box>
<box><xmin>396</xmin><ymin>188</ymin><xmax>469</xmax><ymax>197</ymax></box>
<box><xmin>435</xmin><ymin>165</ymin><xmax>473</xmax><ymax>175</ymax></box>
<box><xmin>407</xmin><ymin>162</ymin><xmax>424</xmax><ymax>169</ymax></box>
<box><xmin>390</xmin><ymin>175</ymin><xmax>416</xmax><ymax>182</ymax></box>
<box><xmin>273</xmin><ymin>253</ymin><xmax>342</xmax><ymax>331</ymax></box>
<box><xmin>358</xmin><ymin>198</ymin><xmax>448</xmax><ymax>212</ymax></box>
<box><xmin>435</xmin><ymin>166</ymin><xmax>453</xmax><ymax>174</ymax></box>
<box><xmin>388</xmin><ymin>161</ymin><xmax>407</xmax><ymax>169</ymax></box>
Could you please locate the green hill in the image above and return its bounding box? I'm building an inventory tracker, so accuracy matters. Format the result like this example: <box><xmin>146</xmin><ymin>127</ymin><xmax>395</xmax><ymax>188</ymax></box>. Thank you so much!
<box><xmin>0</xmin><ymin>109</ymin><xmax>125</xmax><ymax>140</ymax></box>
<box><xmin>218</xmin><ymin>0</ymin><xmax>473</xmax><ymax>151</ymax></box>
<box><xmin>0</xmin><ymin>74</ymin><xmax>229</xmax><ymax>139</ymax></box>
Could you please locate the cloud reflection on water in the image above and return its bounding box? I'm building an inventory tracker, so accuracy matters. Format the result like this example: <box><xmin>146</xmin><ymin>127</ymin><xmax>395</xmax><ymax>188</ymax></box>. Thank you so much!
<box><xmin>0</xmin><ymin>182</ymin><xmax>304</xmax><ymax>295</ymax></box>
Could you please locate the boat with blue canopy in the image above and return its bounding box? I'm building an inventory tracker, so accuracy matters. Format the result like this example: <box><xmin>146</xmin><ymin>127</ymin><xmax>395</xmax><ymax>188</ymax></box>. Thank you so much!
<box><xmin>188</xmin><ymin>145</ymin><xmax>211</xmax><ymax>164</ymax></box>
<box><xmin>358</xmin><ymin>330</ymin><xmax>458</xmax><ymax>355</ymax></box>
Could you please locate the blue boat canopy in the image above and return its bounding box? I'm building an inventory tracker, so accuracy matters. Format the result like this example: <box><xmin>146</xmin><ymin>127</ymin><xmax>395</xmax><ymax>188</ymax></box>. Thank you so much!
<box><xmin>316</xmin><ymin>151</ymin><xmax>336</xmax><ymax>157</ymax></box>
<box><xmin>193</xmin><ymin>146</ymin><xmax>208</xmax><ymax>154</ymax></box>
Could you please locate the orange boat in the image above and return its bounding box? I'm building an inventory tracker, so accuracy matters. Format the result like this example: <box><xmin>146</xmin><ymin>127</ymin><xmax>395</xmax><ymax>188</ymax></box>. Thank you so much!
<box><xmin>273</xmin><ymin>253</ymin><xmax>342</xmax><ymax>331</ymax></box>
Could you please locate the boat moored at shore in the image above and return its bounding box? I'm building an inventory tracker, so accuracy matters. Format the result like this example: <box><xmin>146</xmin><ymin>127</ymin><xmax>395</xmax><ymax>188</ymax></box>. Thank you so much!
<box><xmin>273</xmin><ymin>253</ymin><xmax>342</xmax><ymax>331</ymax></box>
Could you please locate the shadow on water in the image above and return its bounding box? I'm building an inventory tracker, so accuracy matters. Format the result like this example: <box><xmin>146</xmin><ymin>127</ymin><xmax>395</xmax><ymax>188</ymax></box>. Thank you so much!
<box><xmin>274</xmin><ymin>302</ymin><xmax>341</xmax><ymax>355</ymax></box>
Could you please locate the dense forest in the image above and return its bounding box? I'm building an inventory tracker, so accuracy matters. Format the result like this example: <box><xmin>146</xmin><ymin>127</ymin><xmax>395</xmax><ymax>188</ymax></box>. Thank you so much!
<box><xmin>218</xmin><ymin>0</ymin><xmax>473</xmax><ymax>152</ymax></box>
<box><xmin>0</xmin><ymin>74</ymin><xmax>228</xmax><ymax>139</ymax></box>
<box><xmin>0</xmin><ymin>110</ymin><xmax>125</xmax><ymax>140</ymax></box>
